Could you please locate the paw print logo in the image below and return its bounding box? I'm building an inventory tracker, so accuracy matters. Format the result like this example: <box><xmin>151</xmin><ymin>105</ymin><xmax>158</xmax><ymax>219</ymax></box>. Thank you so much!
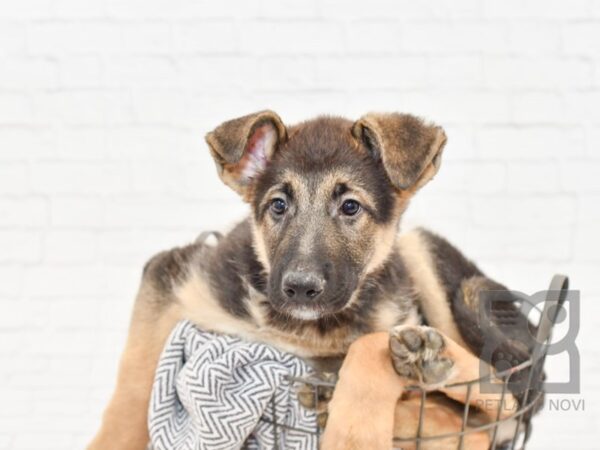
<box><xmin>492</xmin><ymin>350</ymin><xmax>521</xmax><ymax>374</ymax></box>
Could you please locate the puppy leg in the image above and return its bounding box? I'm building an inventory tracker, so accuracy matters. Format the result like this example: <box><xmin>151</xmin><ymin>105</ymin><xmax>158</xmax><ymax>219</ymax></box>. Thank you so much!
<box><xmin>322</xmin><ymin>328</ymin><xmax>518</xmax><ymax>450</ymax></box>
<box><xmin>87</xmin><ymin>251</ymin><xmax>187</xmax><ymax>450</ymax></box>
<box><xmin>389</xmin><ymin>326</ymin><xmax>487</xmax><ymax>449</ymax></box>
<box><xmin>389</xmin><ymin>325</ymin><xmax>454</xmax><ymax>387</ymax></box>
<box><xmin>87</xmin><ymin>302</ymin><xmax>181</xmax><ymax>450</ymax></box>
<box><xmin>390</xmin><ymin>325</ymin><xmax>517</xmax><ymax>420</ymax></box>
<box><xmin>321</xmin><ymin>332</ymin><xmax>406</xmax><ymax>450</ymax></box>
<box><xmin>393</xmin><ymin>395</ymin><xmax>490</xmax><ymax>450</ymax></box>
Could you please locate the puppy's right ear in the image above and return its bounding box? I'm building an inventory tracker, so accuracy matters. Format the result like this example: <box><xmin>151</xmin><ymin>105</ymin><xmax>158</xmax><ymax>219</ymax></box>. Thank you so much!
<box><xmin>206</xmin><ymin>110</ymin><xmax>287</xmax><ymax>198</ymax></box>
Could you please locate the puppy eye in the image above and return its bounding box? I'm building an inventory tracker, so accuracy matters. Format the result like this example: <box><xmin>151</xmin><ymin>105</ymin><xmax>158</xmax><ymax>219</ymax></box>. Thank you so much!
<box><xmin>341</xmin><ymin>199</ymin><xmax>361</xmax><ymax>216</ymax></box>
<box><xmin>270</xmin><ymin>198</ymin><xmax>287</xmax><ymax>215</ymax></box>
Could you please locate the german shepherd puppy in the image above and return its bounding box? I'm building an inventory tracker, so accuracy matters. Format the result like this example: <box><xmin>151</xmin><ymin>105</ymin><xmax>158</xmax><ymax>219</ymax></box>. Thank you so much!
<box><xmin>88</xmin><ymin>111</ymin><xmax>538</xmax><ymax>450</ymax></box>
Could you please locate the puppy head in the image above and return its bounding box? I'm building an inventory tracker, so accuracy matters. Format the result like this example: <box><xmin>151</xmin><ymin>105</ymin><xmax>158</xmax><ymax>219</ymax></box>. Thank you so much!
<box><xmin>206</xmin><ymin>111</ymin><xmax>446</xmax><ymax>321</ymax></box>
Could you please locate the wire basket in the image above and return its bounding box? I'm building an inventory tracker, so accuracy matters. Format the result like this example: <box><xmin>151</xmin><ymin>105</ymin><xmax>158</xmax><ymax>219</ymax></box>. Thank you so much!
<box><xmin>260</xmin><ymin>275</ymin><xmax>570</xmax><ymax>450</ymax></box>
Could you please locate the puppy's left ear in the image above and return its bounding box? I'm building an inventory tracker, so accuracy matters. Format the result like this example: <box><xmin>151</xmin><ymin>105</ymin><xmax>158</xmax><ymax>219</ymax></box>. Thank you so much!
<box><xmin>206</xmin><ymin>110</ymin><xmax>287</xmax><ymax>198</ymax></box>
<box><xmin>352</xmin><ymin>113</ymin><xmax>447</xmax><ymax>192</ymax></box>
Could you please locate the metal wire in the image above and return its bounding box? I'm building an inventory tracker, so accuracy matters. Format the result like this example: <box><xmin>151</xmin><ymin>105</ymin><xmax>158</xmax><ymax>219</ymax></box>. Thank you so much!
<box><xmin>258</xmin><ymin>275</ymin><xmax>567</xmax><ymax>449</ymax></box>
<box><xmin>490</xmin><ymin>375</ymin><xmax>509</xmax><ymax>450</ymax></box>
<box><xmin>416</xmin><ymin>389</ymin><xmax>426</xmax><ymax>450</ymax></box>
<box><xmin>259</xmin><ymin>353</ymin><xmax>546</xmax><ymax>449</ymax></box>
<box><xmin>270</xmin><ymin>396</ymin><xmax>279</xmax><ymax>449</ymax></box>
<box><xmin>391</xmin><ymin>389</ymin><xmax>544</xmax><ymax>446</ymax></box>
<box><xmin>458</xmin><ymin>384</ymin><xmax>472</xmax><ymax>450</ymax></box>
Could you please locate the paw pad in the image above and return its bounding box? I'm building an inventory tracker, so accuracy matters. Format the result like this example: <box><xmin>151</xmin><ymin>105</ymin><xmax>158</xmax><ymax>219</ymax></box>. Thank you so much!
<box><xmin>389</xmin><ymin>325</ymin><xmax>454</xmax><ymax>386</ymax></box>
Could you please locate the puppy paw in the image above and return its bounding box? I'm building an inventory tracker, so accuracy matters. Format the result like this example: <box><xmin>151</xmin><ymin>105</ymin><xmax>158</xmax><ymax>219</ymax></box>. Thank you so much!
<box><xmin>389</xmin><ymin>325</ymin><xmax>454</xmax><ymax>386</ymax></box>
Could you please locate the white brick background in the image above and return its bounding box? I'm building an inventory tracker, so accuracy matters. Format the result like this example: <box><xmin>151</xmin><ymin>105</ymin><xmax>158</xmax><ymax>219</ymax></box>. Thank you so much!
<box><xmin>1</xmin><ymin>0</ymin><xmax>599</xmax><ymax>448</ymax></box>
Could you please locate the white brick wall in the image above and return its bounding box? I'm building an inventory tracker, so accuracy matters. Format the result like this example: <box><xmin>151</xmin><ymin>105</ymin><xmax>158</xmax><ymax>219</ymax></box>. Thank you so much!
<box><xmin>1</xmin><ymin>0</ymin><xmax>599</xmax><ymax>448</ymax></box>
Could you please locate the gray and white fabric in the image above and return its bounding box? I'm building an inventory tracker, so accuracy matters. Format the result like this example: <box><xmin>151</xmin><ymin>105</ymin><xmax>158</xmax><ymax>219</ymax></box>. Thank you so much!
<box><xmin>148</xmin><ymin>320</ymin><xmax>318</xmax><ymax>450</ymax></box>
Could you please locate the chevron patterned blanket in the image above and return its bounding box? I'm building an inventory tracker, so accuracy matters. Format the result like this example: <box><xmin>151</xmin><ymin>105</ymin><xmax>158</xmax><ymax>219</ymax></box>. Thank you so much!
<box><xmin>148</xmin><ymin>320</ymin><xmax>318</xmax><ymax>450</ymax></box>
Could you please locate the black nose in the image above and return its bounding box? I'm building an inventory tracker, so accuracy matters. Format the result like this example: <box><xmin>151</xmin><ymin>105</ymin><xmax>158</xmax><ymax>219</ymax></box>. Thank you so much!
<box><xmin>282</xmin><ymin>271</ymin><xmax>325</xmax><ymax>301</ymax></box>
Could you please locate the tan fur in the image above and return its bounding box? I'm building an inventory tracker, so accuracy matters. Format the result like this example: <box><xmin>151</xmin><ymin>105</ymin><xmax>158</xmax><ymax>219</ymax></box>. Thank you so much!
<box><xmin>284</xmin><ymin>170</ymin><xmax>311</xmax><ymax>206</ymax></box>
<box><xmin>363</xmin><ymin>217</ymin><xmax>400</xmax><ymax>274</ymax></box>
<box><xmin>90</xmin><ymin>111</ymin><xmax>502</xmax><ymax>450</ymax></box>
<box><xmin>374</xmin><ymin>302</ymin><xmax>420</xmax><ymax>333</ymax></box>
<box><xmin>352</xmin><ymin>113</ymin><xmax>447</xmax><ymax>191</ymax></box>
<box><xmin>392</xmin><ymin>395</ymin><xmax>491</xmax><ymax>450</ymax></box>
<box><xmin>411</xmin><ymin>125</ymin><xmax>447</xmax><ymax>192</ymax></box>
<box><xmin>321</xmin><ymin>332</ymin><xmax>406</xmax><ymax>450</ymax></box>
<box><xmin>252</xmin><ymin>167</ymin><xmax>406</xmax><ymax>282</ymax></box>
<box><xmin>461</xmin><ymin>275</ymin><xmax>492</xmax><ymax>311</ymax></box>
<box><xmin>250</xmin><ymin>216</ymin><xmax>271</xmax><ymax>271</ymax></box>
<box><xmin>176</xmin><ymin>267</ymin><xmax>259</xmax><ymax>337</ymax></box>
<box><xmin>88</xmin><ymin>284</ymin><xmax>182</xmax><ymax>450</ymax></box>
<box><xmin>321</xmin><ymin>331</ymin><xmax>517</xmax><ymax>450</ymax></box>
<box><xmin>179</xmin><ymin>267</ymin><xmax>359</xmax><ymax>358</ymax></box>
<box><xmin>317</xmin><ymin>170</ymin><xmax>379</xmax><ymax>212</ymax></box>
<box><xmin>397</xmin><ymin>229</ymin><xmax>468</xmax><ymax>348</ymax></box>
<box><xmin>90</xmin><ymin>226</ymin><xmax>499</xmax><ymax>450</ymax></box>
<box><xmin>206</xmin><ymin>110</ymin><xmax>287</xmax><ymax>197</ymax></box>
